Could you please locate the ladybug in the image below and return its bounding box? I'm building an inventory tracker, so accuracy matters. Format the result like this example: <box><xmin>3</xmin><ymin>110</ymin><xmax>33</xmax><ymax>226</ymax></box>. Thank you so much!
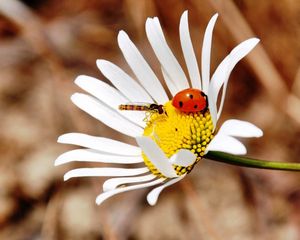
<box><xmin>172</xmin><ymin>88</ymin><xmax>208</xmax><ymax>113</ymax></box>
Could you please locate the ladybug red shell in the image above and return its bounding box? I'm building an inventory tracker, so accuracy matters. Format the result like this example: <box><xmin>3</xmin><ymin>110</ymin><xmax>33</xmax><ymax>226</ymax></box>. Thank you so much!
<box><xmin>172</xmin><ymin>88</ymin><xmax>208</xmax><ymax>113</ymax></box>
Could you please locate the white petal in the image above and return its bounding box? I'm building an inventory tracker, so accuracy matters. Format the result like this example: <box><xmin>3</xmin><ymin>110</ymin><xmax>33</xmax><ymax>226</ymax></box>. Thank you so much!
<box><xmin>96</xmin><ymin>60</ymin><xmax>153</xmax><ymax>102</ymax></box>
<box><xmin>218</xmin><ymin>119</ymin><xmax>263</xmax><ymax>138</ymax></box>
<box><xmin>145</xmin><ymin>17</ymin><xmax>189</xmax><ymax>90</ymax></box>
<box><xmin>147</xmin><ymin>175</ymin><xmax>185</xmax><ymax>206</ymax></box>
<box><xmin>75</xmin><ymin>75</ymin><xmax>145</xmax><ymax>127</ymax></box>
<box><xmin>201</xmin><ymin>13</ymin><xmax>218</xmax><ymax>94</ymax></box>
<box><xmin>217</xmin><ymin>38</ymin><xmax>260</xmax><ymax>119</ymax></box>
<box><xmin>75</xmin><ymin>75</ymin><xmax>127</xmax><ymax>106</ymax></box>
<box><xmin>169</xmin><ymin>149</ymin><xmax>197</xmax><ymax>167</ymax></box>
<box><xmin>208</xmin><ymin>55</ymin><xmax>230</xmax><ymax>101</ymax></box>
<box><xmin>208</xmin><ymin>55</ymin><xmax>231</xmax><ymax>131</ymax></box>
<box><xmin>179</xmin><ymin>11</ymin><xmax>201</xmax><ymax>89</ymax></box>
<box><xmin>136</xmin><ymin>136</ymin><xmax>178</xmax><ymax>178</ymax></box>
<box><xmin>207</xmin><ymin>89</ymin><xmax>219</xmax><ymax>131</ymax></box>
<box><xmin>64</xmin><ymin>167</ymin><xmax>149</xmax><ymax>181</ymax></box>
<box><xmin>96</xmin><ymin>178</ymin><xmax>164</xmax><ymax>205</ymax></box>
<box><xmin>58</xmin><ymin>133</ymin><xmax>141</xmax><ymax>156</ymax></box>
<box><xmin>216</xmin><ymin>79</ymin><xmax>228</xmax><ymax>120</ymax></box>
<box><xmin>103</xmin><ymin>174</ymin><xmax>156</xmax><ymax>192</ymax></box>
<box><xmin>209</xmin><ymin>59</ymin><xmax>230</xmax><ymax>124</ymax></box>
<box><xmin>117</xmin><ymin>31</ymin><xmax>168</xmax><ymax>103</ymax></box>
<box><xmin>209</xmin><ymin>38</ymin><xmax>260</xmax><ymax>119</ymax></box>
<box><xmin>71</xmin><ymin>93</ymin><xmax>143</xmax><ymax>137</ymax></box>
<box><xmin>161</xmin><ymin>66</ymin><xmax>178</xmax><ymax>96</ymax></box>
<box><xmin>55</xmin><ymin>149</ymin><xmax>143</xmax><ymax>166</ymax></box>
<box><xmin>205</xmin><ymin>134</ymin><xmax>247</xmax><ymax>155</ymax></box>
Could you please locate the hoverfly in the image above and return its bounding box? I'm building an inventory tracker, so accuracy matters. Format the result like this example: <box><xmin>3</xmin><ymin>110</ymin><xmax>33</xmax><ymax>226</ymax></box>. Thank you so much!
<box><xmin>119</xmin><ymin>103</ymin><xmax>166</xmax><ymax>122</ymax></box>
<box><xmin>119</xmin><ymin>103</ymin><xmax>165</xmax><ymax>114</ymax></box>
<box><xmin>119</xmin><ymin>103</ymin><xmax>166</xmax><ymax>135</ymax></box>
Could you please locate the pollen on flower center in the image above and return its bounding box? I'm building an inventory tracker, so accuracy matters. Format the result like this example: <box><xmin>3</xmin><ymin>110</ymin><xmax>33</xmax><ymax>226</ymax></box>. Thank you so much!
<box><xmin>142</xmin><ymin>101</ymin><xmax>215</xmax><ymax>177</ymax></box>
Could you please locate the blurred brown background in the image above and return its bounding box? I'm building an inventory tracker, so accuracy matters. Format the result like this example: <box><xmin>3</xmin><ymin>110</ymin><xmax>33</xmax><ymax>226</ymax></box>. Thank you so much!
<box><xmin>0</xmin><ymin>0</ymin><xmax>300</xmax><ymax>239</ymax></box>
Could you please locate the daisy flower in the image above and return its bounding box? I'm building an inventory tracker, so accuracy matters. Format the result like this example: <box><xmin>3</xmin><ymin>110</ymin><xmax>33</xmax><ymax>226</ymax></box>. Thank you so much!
<box><xmin>55</xmin><ymin>11</ymin><xmax>263</xmax><ymax>206</ymax></box>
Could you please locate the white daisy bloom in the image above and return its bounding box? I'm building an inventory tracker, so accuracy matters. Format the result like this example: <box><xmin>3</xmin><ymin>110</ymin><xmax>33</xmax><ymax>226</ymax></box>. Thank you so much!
<box><xmin>55</xmin><ymin>11</ymin><xmax>263</xmax><ymax>206</ymax></box>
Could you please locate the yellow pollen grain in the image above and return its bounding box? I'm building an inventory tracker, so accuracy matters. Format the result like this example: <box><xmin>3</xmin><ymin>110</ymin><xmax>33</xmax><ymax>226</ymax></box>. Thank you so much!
<box><xmin>142</xmin><ymin>101</ymin><xmax>215</xmax><ymax>177</ymax></box>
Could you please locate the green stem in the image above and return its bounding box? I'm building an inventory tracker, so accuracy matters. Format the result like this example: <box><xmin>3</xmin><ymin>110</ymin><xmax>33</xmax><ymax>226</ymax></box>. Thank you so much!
<box><xmin>205</xmin><ymin>151</ymin><xmax>300</xmax><ymax>171</ymax></box>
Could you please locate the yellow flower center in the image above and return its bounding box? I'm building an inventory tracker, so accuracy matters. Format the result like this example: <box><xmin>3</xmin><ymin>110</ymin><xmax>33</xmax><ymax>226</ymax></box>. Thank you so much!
<box><xmin>142</xmin><ymin>101</ymin><xmax>215</xmax><ymax>177</ymax></box>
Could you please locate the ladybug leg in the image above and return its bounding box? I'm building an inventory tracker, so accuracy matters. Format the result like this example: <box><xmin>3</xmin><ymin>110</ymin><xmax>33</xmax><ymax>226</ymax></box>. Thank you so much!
<box><xmin>201</xmin><ymin>107</ymin><xmax>208</xmax><ymax>114</ymax></box>
<box><xmin>202</xmin><ymin>93</ymin><xmax>209</xmax><ymax>109</ymax></box>
<box><xmin>202</xmin><ymin>92</ymin><xmax>209</xmax><ymax>113</ymax></box>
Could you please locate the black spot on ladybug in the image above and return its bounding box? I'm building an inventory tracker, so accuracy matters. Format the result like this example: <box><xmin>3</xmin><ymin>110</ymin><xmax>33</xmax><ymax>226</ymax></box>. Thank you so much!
<box><xmin>179</xmin><ymin>101</ymin><xmax>183</xmax><ymax>108</ymax></box>
<box><xmin>194</xmin><ymin>104</ymin><xmax>198</xmax><ymax>109</ymax></box>
<box><xmin>189</xmin><ymin>94</ymin><xmax>193</xmax><ymax>99</ymax></box>
<box><xmin>175</xmin><ymin>128</ymin><xmax>178</xmax><ymax>131</ymax></box>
